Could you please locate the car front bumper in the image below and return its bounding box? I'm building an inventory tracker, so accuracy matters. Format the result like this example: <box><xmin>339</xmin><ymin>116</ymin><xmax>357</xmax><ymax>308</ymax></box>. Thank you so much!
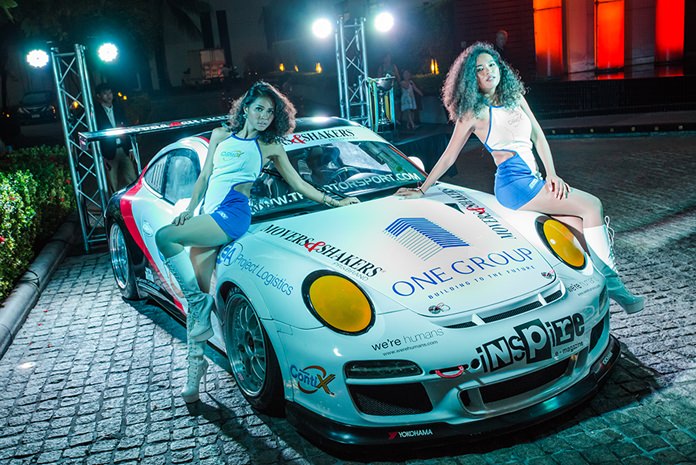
<box><xmin>286</xmin><ymin>334</ymin><xmax>620</xmax><ymax>447</ymax></box>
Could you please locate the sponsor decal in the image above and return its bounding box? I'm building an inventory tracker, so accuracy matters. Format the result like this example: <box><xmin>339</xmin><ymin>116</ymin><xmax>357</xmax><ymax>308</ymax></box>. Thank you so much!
<box><xmin>219</xmin><ymin>149</ymin><xmax>244</xmax><ymax>160</ymax></box>
<box><xmin>384</xmin><ymin>217</ymin><xmax>469</xmax><ymax>260</ymax></box>
<box><xmin>566</xmin><ymin>277</ymin><xmax>602</xmax><ymax>296</ymax></box>
<box><xmin>388</xmin><ymin>429</ymin><xmax>434</xmax><ymax>440</ymax></box>
<box><xmin>442</xmin><ymin>187</ymin><xmax>516</xmax><ymax>240</ymax></box>
<box><xmin>250</xmin><ymin>192</ymin><xmax>305</xmax><ymax>214</ymax></box>
<box><xmin>428</xmin><ymin>302</ymin><xmax>450</xmax><ymax>314</ymax></box>
<box><xmin>471</xmin><ymin>312</ymin><xmax>585</xmax><ymax>373</ymax></box>
<box><xmin>217</xmin><ymin>243</ymin><xmax>293</xmax><ymax>295</ymax></box>
<box><xmin>283</xmin><ymin>128</ymin><xmax>357</xmax><ymax>145</ymax></box>
<box><xmin>290</xmin><ymin>365</ymin><xmax>335</xmax><ymax>395</ymax></box>
<box><xmin>390</xmin><ymin>247</ymin><xmax>536</xmax><ymax>298</ymax></box>
<box><xmin>261</xmin><ymin>224</ymin><xmax>384</xmax><ymax>280</ymax></box>
<box><xmin>322</xmin><ymin>172</ymin><xmax>422</xmax><ymax>194</ymax></box>
<box><xmin>371</xmin><ymin>329</ymin><xmax>444</xmax><ymax>356</ymax></box>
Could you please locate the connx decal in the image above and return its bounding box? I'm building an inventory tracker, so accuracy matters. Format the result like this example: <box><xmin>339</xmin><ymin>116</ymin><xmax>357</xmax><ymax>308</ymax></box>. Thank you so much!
<box><xmin>384</xmin><ymin>217</ymin><xmax>469</xmax><ymax>260</ymax></box>
<box><xmin>290</xmin><ymin>365</ymin><xmax>335</xmax><ymax>395</ymax></box>
<box><xmin>261</xmin><ymin>224</ymin><xmax>384</xmax><ymax>279</ymax></box>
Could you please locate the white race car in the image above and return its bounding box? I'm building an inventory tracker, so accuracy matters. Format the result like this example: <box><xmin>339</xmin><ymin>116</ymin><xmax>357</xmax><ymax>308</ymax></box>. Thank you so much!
<box><xmin>107</xmin><ymin>117</ymin><xmax>619</xmax><ymax>446</ymax></box>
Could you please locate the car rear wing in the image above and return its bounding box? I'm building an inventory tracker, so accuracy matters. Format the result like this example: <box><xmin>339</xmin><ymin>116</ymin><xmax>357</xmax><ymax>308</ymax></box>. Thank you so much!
<box><xmin>79</xmin><ymin>114</ymin><xmax>229</xmax><ymax>171</ymax></box>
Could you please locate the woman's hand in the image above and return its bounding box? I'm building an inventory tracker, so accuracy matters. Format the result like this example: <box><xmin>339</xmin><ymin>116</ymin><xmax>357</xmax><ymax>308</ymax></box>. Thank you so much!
<box><xmin>336</xmin><ymin>197</ymin><xmax>360</xmax><ymax>207</ymax></box>
<box><xmin>394</xmin><ymin>187</ymin><xmax>425</xmax><ymax>199</ymax></box>
<box><xmin>172</xmin><ymin>210</ymin><xmax>193</xmax><ymax>226</ymax></box>
<box><xmin>545</xmin><ymin>175</ymin><xmax>570</xmax><ymax>199</ymax></box>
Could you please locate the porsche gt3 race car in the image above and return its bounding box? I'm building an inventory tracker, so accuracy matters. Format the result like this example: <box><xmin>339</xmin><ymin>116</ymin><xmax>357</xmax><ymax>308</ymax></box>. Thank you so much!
<box><xmin>106</xmin><ymin>117</ymin><xmax>619</xmax><ymax>447</ymax></box>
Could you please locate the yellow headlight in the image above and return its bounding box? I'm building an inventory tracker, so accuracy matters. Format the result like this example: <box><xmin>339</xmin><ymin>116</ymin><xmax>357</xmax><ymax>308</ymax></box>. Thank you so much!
<box><xmin>542</xmin><ymin>219</ymin><xmax>586</xmax><ymax>269</ymax></box>
<box><xmin>304</xmin><ymin>272</ymin><xmax>374</xmax><ymax>335</ymax></box>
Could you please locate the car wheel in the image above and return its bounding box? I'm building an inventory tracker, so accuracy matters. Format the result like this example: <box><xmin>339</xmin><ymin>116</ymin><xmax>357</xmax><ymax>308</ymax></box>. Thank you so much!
<box><xmin>224</xmin><ymin>290</ymin><xmax>284</xmax><ymax>415</ymax></box>
<box><xmin>108</xmin><ymin>221</ymin><xmax>140</xmax><ymax>300</ymax></box>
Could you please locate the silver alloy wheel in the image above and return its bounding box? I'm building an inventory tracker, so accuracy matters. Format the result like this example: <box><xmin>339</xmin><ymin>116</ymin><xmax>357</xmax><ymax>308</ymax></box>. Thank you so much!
<box><xmin>109</xmin><ymin>223</ymin><xmax>130</xmax><ymax>290</ymax></box>
<box><xmin>227</xmin><ymin>293</ymin><xmax>267</xmax><ymax>396</ymax></box>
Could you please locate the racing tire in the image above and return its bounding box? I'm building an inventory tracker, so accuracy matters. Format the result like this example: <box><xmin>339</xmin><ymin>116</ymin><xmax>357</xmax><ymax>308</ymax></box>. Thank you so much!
<box><xmin>108</xmin><ymin>221</ymin><xmax>140</xmax><ymax>300</ymax></box>
<box><xmin>224</xmin><ymin>290</ymin><xmax>284</xmax><ymax>415</ymax></box>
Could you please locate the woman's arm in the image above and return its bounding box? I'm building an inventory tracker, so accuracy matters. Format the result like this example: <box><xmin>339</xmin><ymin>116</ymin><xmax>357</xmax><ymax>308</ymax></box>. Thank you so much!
<box><xmin>412</xmin><ymin>81</ymin><xmax>423</xmax><ymax>96</ymax></box>
<box><xmin>266</xmin><ymin>143</ymin><xmax>359</xmax><ymax>207</ymax></box>
<box><xmin>519</xmin><ymin>97</ymin><xmax>568</xmax><ymax>199</ymax></box>
<box><xmin>395</xmin><ymin>115</ymin><xmax>475</xmax><ymax>197</ymax></box>
<box><xmin>172</xmin><ymin>127</ymin><xmax>227</xmax><ymax>225</ymax></box>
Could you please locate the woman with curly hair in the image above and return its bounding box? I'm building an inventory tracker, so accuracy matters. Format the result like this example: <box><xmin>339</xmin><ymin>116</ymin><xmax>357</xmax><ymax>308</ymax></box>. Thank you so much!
<box><xmin>396</xmin><ymin>42</ymin><xmax>644</xmax><ymax>315</ymax></box>
<box><xmin>156</xmin><ymin>81</ymin><xmax>359</xmax><ymax>403</ymax></box>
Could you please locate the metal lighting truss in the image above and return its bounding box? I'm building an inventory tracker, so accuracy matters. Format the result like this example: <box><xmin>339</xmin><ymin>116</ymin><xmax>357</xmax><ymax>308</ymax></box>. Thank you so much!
<box><xmin>50</xmin><ymin>44</ymin><xmax>109</xmax><ymax>253</ymax></box>
<box><xmin>335</xmin><ymin>15</ymin><xmax>370</xmax><ymax>126</ymax></box>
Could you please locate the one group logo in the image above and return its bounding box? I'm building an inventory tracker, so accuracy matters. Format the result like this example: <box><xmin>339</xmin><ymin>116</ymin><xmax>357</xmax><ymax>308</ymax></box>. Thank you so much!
<box><xmin>384</xmin><ymin>217</ymin><xmax>469</xmax><ymax>260</ymax></box>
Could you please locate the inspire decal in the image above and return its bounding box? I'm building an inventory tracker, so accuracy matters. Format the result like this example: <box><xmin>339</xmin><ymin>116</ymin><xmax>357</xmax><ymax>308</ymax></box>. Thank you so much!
<box><xmin>384</xmin><ymin>217</ymin><xmax>469</xmax><ymax>260</ymax></box>
<box><xmin>472</xmin><ymin>312</ymin><xmax>585</xmax><ymax>372</ymax></box>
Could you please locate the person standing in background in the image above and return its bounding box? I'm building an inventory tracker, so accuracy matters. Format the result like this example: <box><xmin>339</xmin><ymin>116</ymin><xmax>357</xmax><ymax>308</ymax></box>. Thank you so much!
<box><xmin>93</xmin><ymin>83</ymin><xmax>137</xmax><ymax>193</ymax></box>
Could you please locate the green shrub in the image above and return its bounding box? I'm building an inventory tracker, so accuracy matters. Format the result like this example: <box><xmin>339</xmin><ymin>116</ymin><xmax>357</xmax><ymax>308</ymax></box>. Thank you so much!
<box><xmin>0</xmin><ymin>145</ymin><xmax>75</xmax><ymax>300</ymax></box>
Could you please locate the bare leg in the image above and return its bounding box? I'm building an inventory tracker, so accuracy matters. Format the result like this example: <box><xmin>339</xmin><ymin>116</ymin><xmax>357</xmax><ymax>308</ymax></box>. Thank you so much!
<box><xmin>156</xmin><ymin>214</ymin><xmax>231</xmax><ymax>258</ymax></box>
<box><xmin>549</xmin><ymin>214</ymin><xmax>587</xmax><ymax>249</ymax></box>
<box><xmin>519</xmin><ymin>186</ymin><xmax>603</xmax><ymax>229</ymax></box>
<box><xmin>190</xmin><ymin>246</ymin><xmax>219</xmax><ymax>293</ymax></box>
<box><xmin>520</xmin><ymin>186</ymin><xmax>644</xmax><ymax>313</ymax></box>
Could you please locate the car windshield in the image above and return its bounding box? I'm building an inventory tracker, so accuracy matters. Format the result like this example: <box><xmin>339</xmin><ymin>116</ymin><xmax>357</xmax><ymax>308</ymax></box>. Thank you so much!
<box><xmin>21</xmin><ymin>92</ymin><xmax>52</xmax><ymax>106</ymax></box>
<box><xmin>249</xmin><ymin>129</ymin><xmax>425</xmax><ymax>218</ymax></box>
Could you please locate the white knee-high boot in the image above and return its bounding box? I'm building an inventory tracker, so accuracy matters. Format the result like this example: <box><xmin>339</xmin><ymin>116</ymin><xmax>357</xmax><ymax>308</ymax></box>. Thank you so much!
<box><xmin>584</xmin><ymin>220</ymin><xmax>645</xmax><ymax>314</ymax></box>
<box><xmin>164</xmin><ymin>250</ymin><xmax>214</xmax><ymax>341</ymax></box>
<box><xmin>181</xmin><ymin>319</ymin><xmax>209</xmax><ymax>403</ymax></box>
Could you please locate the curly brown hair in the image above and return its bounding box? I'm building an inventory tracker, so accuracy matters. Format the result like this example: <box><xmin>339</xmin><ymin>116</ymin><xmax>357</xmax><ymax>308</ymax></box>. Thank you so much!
<box><xmin>442</xmin><ymin>42</ymin><xmax>525</xmax><ymax>121</ymax></box>
<box><xmin>228</xmin><ymin>81</ymin><xmax>297</xmax><ymax>144</ymax></box>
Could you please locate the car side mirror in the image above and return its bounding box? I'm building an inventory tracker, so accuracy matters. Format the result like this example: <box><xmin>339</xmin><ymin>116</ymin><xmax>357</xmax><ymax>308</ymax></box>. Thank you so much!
<box><xmin>409</xmin><ymin>156</ymin><xmax>425</xmax><ymax>171</ymax></box>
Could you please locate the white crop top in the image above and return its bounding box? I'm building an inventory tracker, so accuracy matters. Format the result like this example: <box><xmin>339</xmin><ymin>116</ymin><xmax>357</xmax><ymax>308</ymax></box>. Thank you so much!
<box><xmin>483</xmin><ymin>105</ymin><xmax>538</xmax><ymax>173</ymax></box>
<box><xmin>202</xmin><ymin>133</ymin><xmax>263</xmax><ymax>213</ymax></box>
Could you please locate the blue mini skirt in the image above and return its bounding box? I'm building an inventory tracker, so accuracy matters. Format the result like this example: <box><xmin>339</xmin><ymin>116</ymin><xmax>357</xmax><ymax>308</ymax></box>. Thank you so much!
<box><xmin>208</xmin><ymin>189</ymin><xmax>252</xmax><ymax>240</ymax></box>
<box><xmin>494</xmin><ymin>154</ymin><xmax>545</xmax><ymax>210</ymax></box>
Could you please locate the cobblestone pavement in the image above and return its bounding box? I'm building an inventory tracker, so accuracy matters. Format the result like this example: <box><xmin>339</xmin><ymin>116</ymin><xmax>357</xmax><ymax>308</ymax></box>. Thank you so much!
<box><xmin>1</xmin><ymin>133</ymin><xmax>695</xmax><ymax>464</ymax></box>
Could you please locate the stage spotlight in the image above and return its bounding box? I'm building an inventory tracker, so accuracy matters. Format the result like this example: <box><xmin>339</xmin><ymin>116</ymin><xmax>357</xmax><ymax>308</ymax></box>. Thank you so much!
<box><xmin>374</xmin><ymin>12</ymin><xmax>394</xmax><ymax>32</ymax></box>
<box><xmin>98</xmin><ymin>43</ymin><xmax>118</xmax><ymax>63</ymax></box>
<box><xmin>312</xmin><ymin>18</ymin><xmax>333</xmax><ymax>39</ymax></box>
<box><xmin>26</xmin><ymin>49</ymin><xmax>49</xmax><ymax>68</ymax></box>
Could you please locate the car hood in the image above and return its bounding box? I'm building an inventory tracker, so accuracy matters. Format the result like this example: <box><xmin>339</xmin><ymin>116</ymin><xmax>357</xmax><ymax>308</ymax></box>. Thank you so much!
<box><xmin>251</xmin><ymin>185</ymin><xmax>555</xmax><ymax>316</ymax></box>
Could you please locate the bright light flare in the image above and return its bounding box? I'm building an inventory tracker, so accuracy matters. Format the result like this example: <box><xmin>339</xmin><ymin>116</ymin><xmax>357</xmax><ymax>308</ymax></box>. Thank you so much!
<box><xmin>26</xmin><ymin>49</ymin><xmax>49</xmax><ymax>68</ymax></box>
<box><xmin>374</xmin><ymin>12</ymin><xmax>394</xmax><ymax>32</ymax></box>
<box><xmin>98</xmin><ymin>43</ymin><xmax>118</xmax><ymax>63</ymax></box>
<box><xmin>312</xmin><ymin>18</ymin><xmax>333</xmax><ymax>39</ymax></box>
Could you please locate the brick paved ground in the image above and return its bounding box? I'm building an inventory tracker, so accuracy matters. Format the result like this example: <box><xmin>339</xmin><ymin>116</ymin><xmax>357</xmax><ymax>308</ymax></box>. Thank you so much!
<box><xmin>0</xmin><ymin>133</ymin><xmax>694</xmax><ymax>464</ymax></box>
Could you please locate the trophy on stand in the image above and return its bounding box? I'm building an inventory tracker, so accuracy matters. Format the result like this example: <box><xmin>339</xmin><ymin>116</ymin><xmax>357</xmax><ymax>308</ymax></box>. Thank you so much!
<box><xmin>366</xmin><ymin>74</ymin><xmax>396</xmax><ymax>135</ymax></box>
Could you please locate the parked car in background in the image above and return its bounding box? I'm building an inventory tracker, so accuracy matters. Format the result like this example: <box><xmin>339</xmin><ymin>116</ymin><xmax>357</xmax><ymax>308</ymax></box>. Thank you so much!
<box><xmin>15</xmin><ymin>91</ymin><xmax>57</xmax><ymax>124</ymax></box>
